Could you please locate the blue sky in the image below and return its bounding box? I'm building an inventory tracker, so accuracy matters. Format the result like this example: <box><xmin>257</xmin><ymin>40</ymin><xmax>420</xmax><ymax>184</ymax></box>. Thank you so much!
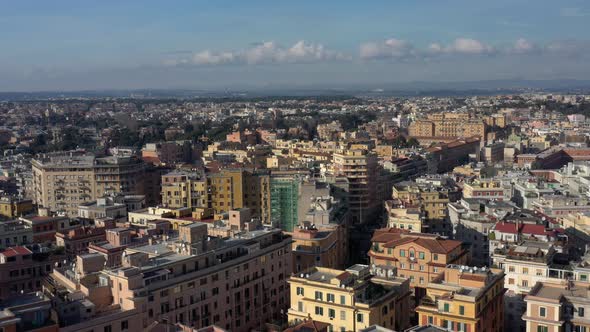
<box><xmin>1</xmin><ymin>0</ymin><xmax>590</xmax><ymax>91</ymax></box>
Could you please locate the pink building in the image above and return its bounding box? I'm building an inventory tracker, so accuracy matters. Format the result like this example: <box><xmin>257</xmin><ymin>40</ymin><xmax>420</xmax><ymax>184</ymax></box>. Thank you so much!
<box><xmin>48</xmin><ymin>225</ymin><xmax>292</xmax><ymax>332</ymax></box>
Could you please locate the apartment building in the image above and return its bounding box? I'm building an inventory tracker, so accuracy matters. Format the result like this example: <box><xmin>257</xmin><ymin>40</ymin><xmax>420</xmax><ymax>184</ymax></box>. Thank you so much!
<box><xmin>20</xmin><ymin>215</ymin><xmax>76</xmax><ymax>243</ymax></box>
<box><xmin>0</xmin><ymin>196</ymin><xmax>34</xmax><ymax>219</ymax></box>
<box><xmin>0</xmin><ymin>292</ymin><xmax>58</xmax><ymax>331</ymax></box>
<box><xmin>333</xmin><ymin>149</ymin><xmax>379</xmax><ymax>224</ymax></box>
<box><xmin>291</xmin><ymin>223</ymin><xmax>346</xmax><ymax>273</ymax></box>
<box><xmin>462</xmin><ymin>179</ymin><xmax>512</xmax><ymax>201</ymax></box>
<box><xmin>206</xmin><ymin>169</ymin><xmax>271</xmax><ymax>223</ymax></box>
<box><xmin>287</xmin><ymin>264</ymin><xmax>411</xmax><ymax>332</ymax></box>
<box><xmin>32</xmin><ymin>152</ymin><xmax>146</xmax><ymax>217</ymax></box>
<box><xmin>161</xmin><ymin>171</ymin><xmax>208</xmax><ymax>209</ymax></box>
<box><xmin>491</xmin><ymin>240</ymin><xmax>570</xmax><ymax>332</ymax></box>
<box><xmin>271</xmin><ymin>178</ymin><xmax>330</xmax><ymax>232</ymax></box>
<box><xmin>523</xmin><ymin>280</ymin><xmax>590</xmax><ymax>332</ymax></box>
<box><xmin>409</xmin><ymin>113</ymin><xmax>487</xmax><ymax>144</ymax></box>
<box><xmin>448</xmin><ymin>199</ymin><xmax>515</xmax><ymax>266</ymax></box>
<box><xmin>48</xmin><ymin>224</ymin><xmax>292</xmax><ymax>332</ymax></box>
<box><xmin>0</xmin><ymin>219</ymin><xmax>33</xmax><ymax>249</ymax></box>
<box><xmin>291</xmin><ymin>195</ymin><xmax>349</xmax><ymax>273</ymax></box>
<box><xmin>55</xmin><ymin>226</ymin><xmax>107</xmax><ymax>256</ymax></box>
<box><xmin>391</xmin><ymin>179</ymin><xmax>460</xmax><ymax>236</ymax></box>
<box><xmin>78</xmin><ymin>194</ymin><xmax>144</xmax><ymax>221</ymax></box>
<box><xmin>415</xmin><ymin>265</ymin><xmax>505</xmax><ymax>332</ymax></box>
<box><xmin>385</xmin><ymin>200</ymin><xmax>424</xmax><ymax>232</ymax></box>
<box><xmin>425</xmin><ymin>137</ymin><xmax>481</xmax><ymax>174</ymax></box>
<box><xmin>141</xmin><ymin>140</ymin><xmax>202</xmax><ymax>166</ymax></box>
<box><xmin>369</xmin><ymin>228</ymin><xmax>468</xmax><ymax>295</ymax></box>
<box><xmin>0</xmin><ymin>246</ymin><xmax>64</xmax><ymax>301</ymax></box>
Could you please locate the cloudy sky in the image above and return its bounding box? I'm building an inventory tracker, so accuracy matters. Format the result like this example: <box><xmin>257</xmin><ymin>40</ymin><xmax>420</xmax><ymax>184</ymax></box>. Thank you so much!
<box><xmin>1</xmin><ymin>0</ymin><xmax>590</xmax><ymax>91</ymax></box>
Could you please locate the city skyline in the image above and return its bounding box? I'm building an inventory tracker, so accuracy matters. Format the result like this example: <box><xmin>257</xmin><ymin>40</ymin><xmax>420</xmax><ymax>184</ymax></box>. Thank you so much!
<box><xmin>2</xmin><ymin>0</ymin><xmax>590</xmax><ymax>91</ymax></box>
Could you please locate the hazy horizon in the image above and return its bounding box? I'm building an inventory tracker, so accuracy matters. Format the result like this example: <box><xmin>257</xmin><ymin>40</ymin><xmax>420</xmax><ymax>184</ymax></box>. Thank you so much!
<box><xmin>2</xmin><ymin>1</ymin><xmax>590</xmax><ymax>91</ymax></box>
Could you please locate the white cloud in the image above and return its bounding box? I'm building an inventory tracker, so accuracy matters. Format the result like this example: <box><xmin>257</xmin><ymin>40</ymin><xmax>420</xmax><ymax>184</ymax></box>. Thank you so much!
<box><xmin>429</xmin><ymin>38</ymin><xmax>495</xmax><ymax>55</ymax></box>
<box><xmin>509</xmin><ymin>38</ymin><xmax>539</xmax><ymax>54</ymax></box>
<box><xmin>166</xmin><ymin>40</ymin><xmax>349</xmax><ymax>66</ymax></box>
<box><xmin>359</xmin><ymin>38</ymin><xmax>415</xmax><ymax>60</ymax></box>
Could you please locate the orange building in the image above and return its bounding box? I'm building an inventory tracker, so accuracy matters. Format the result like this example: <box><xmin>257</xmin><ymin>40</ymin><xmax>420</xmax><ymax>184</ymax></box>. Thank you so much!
<box><xmin>369</xmin><ymin>228</ymin><xmax>469</xmax><ymax>293</ymax></box>
<box><xmin>415</xmin><ymin>265</ymin><xmax>505</xmax><ymax>332</ymax></box>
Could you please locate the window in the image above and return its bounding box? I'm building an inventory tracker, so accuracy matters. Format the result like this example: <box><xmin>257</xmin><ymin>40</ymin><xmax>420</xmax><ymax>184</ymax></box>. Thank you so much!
<box><xmin>315</xmin><ymin>306</ymin><xmax>324</xmax><ymax>316</ymax></box>
<box><xmin>340</xmin><ymin>295</ymin><xmax>346</xmax><ymax>305</ymax></box>
<box><xmin>443</xmin><ymin>303</ymin><xmax>450</xmax><ymax>312</ymax></box>
<box><xmin>104</xmin><ymin>326</ymin><xmax>112</xmax><ymax>332</ymax></box>
<box><xmin>356</xmin><ymin>313</ymin><xmax>363</xmax><ymax>323</ymax></box>
<box><xmin>428</xmin><ymin>316</ymin><xmax>433</xmax><ymax>324</ymax></box>
<box><xmin>457</xmin><ymin>322</ymin><xmax>466</xmax><ymax>332</ymax></box>
<box><xmin>537</xmin><ymin>326</ymin><xmax>548</xmax><ymax>332</ymax></box>
<box><xmin>296</xmin><ymin>287</ymin><xmax>304</xmax><ymax>296</ymax></box>
<box><xmin>580</xmin><ymin>274</ymin><xmax>588</xmax><ymax>281</ymax></box>
<box><xmin>315</xmin><ymin>291</ymin><xmax>323</xmax><ymax>301</ymax></box>
<box><xmin>579</xmin><ymin>307</ymin><xmax>585</xmax><ymax>317</ymax></box>
<box><xmin>400</xmin><ymin>249</ymin><xmax>406</xmax><ymax>257</ymax></box>
<box><xmin>327</xmin><ymin>293</ymin><xmax>335</xmax><ymax>302</ymax></box>
<box><xmin>329</xmin><ymin>309</ymin><xmax>335</xmax><ymax>319</ymax></box>
<box><xmin>340</xmin><ymin>311</ymin><xmax>346</xmax><ymax>320</ymax></box>
<box><xmin>298</xmin><ymin>302</ymin><xmax>303</xmax><ymax>312</ymax></box>
<box><xmin>433</xmin><ymin>254</ymin><xmax>438</xmax><ymax>261</ymax></box>
<box><xmin>409</xmin><ymin>249</ymin><xmax>415</xmax><ymax>258</ymax></box>
<box><xmin>523</xmin><ymin>267</ymin><xmax>529</xmax><ymax>274</ymax></box>
<box><xmin>121</xmin><ymin>321</ymin><xmax>129</xmax><ymax>331</ymax></box>
<box><xmin>419</xmin><ymin>252</ymin><xmax>425</xmax><ymax>259</ymax></box>
<box><xmin>459</xmin><ymin>305</ymin><xmax>465</xmax><ymax>315</ymax></box>
<box><xmin>508</xmin><ymin>266</ymin><xmax>515</xmax><ymax>272</ymax></box>
<box><xmin>539</xmin><ymin>307</ymin><xmax>546</xmax><ymax>317</ymax></box>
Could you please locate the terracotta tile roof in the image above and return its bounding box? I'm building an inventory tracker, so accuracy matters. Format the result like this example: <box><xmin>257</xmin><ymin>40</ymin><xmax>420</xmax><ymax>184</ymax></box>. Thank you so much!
<box><xmin>370</xmin><ymin>227</ymin><xmax>407</xmax><ymax>243</ymax></box>
<box><xmin>1</xmin><ymin>246</ymin><xmax>32</xmax><ymax>257</ymax></box>
<box><xmin>284</xmin><ymin>320</ymin><xmax>330</xmax><ymax>332</ymax></box>
<box><xmin>381</xmin><ymin>234</ymin><xmax>462</xmax><ymax>254</ymax></box>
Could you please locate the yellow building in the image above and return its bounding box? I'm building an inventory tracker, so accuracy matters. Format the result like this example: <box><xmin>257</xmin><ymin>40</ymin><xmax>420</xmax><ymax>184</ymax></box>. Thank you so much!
<box><xmin>161</xmin><ymin>171</ymin><xmax>207</xmax><ymax>209</ymax></box>
<box><xmin>0</xmin><ymin>196</ymin><xmax>34</xmax><ymax>219</ymax></box>
<box><xmin>415</xmin><ymin>265</ymin><xmax>505</xmax><ymax>332</ymax></box>
<box><xmin>163</xmin><ymin>169</ymin><xmax>271</xmax><ymax>223</ymax></box>
<box><xmin>392</xmin><ymin>181</ymin><xmax>459</xmax><ymax>222</ymax></box>
<box><xmin>462</xmin><ymin>179</ymin><xmax>511</xmax><ymax>200</ymax></box>
<box><xmin>288</xmin><ymin>264</ymin><xmax>411</xmax><ymax>332</ymax></box>
<box><xmin>208</xmin><ymin>169</ymin><xmax>243</xmax><ymax>213</ymax></box>
<box><xmin>385</xmin><ymin>201</ymin><xmax>424</xmax><ymax>232</ymax></box>
<box><xmin>562</xmin><ymin>212</ymin><xmax>590</xmax><ymax>238</ymax></box>
<box><xmin>484</xmin><ymin>114</ymin><xmax>507</xmax><ymax>128</ymax></box>
<box><xmin>409</xmin><ymin>113</ymin><xmax>487</xmax><ymax>143</ymax></box>
<box><xmin>127</xmin><ymin>206</ymin><xmax>194</xmax><ymax>230</ymax></box>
